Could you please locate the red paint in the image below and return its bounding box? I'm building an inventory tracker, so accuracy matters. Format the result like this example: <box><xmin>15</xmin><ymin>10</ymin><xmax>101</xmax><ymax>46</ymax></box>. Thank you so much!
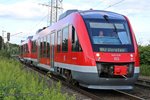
<box><xmin>114</xmin><ymin>65</ymin><xmax>127</xmax><ymax>75</ymax></box>
<box><xmin>94</xmin><ymin>52</ymin><xmax>135</xmax><ymax>63</ymax></box>
<box><xmin>124</xmin><ymin>16</ymin><xmax>140</xmax><ymax>67</ymax></box>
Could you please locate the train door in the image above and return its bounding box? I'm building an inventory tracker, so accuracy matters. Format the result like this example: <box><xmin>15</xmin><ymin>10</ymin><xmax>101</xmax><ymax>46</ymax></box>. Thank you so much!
<box><xmin>46</xmin><ymin>34</ymin><xmax>50</xmax><ymax>65</ymax></box>
<box><xmin>50</xmin><ymin>32</ymin><xmax>55</xmax><ymax>69</ymax></box>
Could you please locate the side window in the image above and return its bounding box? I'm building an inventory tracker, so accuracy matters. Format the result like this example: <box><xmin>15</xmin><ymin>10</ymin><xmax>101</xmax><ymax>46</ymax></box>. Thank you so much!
<box><xmin>62</xmin><ymin>26</ymin><xmax>68</xmax><ymax>52</ymax></box>
<box><xmin>32</xmin><ymin>41</ymin><xmax>33</xmax><ymax>52</ymax></box>
<box><xmin>20</xmin><ymin>45</ymin><xmax>23</xmax><ymax>55</ymax></box>
<box><xmin>24</xmin><ymin>44</ymin><xmax>26</xmax><ymax>53</ymax></box>
<box><xmin>72</xmin><ymin>26</ymin><xmax>82</xmax><ymax>52</ymax></box>
<box><xmin>44</xmin><ymin>37</ymin><xmax>47</xmax><ymax>57</ymax></box>
<box><xmin>40</xmin><ymin>38</ymin><xmax>42</xmax><ymax>58</ymax></box>
<box><xmin>47</xmin><ymin>35</ymin><xmax>50</xmax><ymax>57</ymax></box>
<box><xmin>51</xmin><ymin>33</ymin><xmax>55</xmax><ymax>45</ymax></box>
<box><xmin>24</xmin><ymin>44</ymin><xmax>25</xmax><ymax>53</ymax></box>
<box><xmin>32</xmin><ymin>41</ymin><xmax>34</xmax><ymax>52</ymax></box>
<box><xmin>57</xmin><ymin>30</ymin><xmax>61</xmax><ymax>52</ymax></box>
<box><xmin>26</xmin><ymin>44</ymin><xmax>28</xmax><ymax>53</ymax></box>
<box><xmin>34</xmin><ymin>41</ymin><xmax>36</xmax><ymax>52</ymax></box>
<box><xmin>32</xmin><ymin>41</ymin><xmax>36</xmax><ymax>53</ymax></box>
<box><xmin>23</xmin><ymin>45</ymin><xmax>25</xmax><ymax>54</ymax></box>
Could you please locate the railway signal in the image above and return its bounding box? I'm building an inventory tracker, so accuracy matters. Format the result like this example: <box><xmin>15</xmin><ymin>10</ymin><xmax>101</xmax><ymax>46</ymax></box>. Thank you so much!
<box><xmin>0</xmin><ymin>36</ymin><xmax>3</xmax><ymax>50</ymax></box>
<box><xmin>7</xmin><ymin>32</ymin><xmax>10</xmax><ymax>41</ymax></box>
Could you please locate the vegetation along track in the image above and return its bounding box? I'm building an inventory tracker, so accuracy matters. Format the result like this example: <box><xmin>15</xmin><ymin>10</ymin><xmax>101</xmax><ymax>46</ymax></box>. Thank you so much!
<box><xmin>20</xmin><ymin>61</ymin><xmax>148</xmax><ymax>100</ymax></box>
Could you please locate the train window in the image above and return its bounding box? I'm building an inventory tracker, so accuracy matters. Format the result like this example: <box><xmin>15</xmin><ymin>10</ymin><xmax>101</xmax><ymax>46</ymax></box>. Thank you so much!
<box><xmin>43</xmin><ymin>37</ymin><xmax>47</xmax><ymax>57</ymax></box>
<box><xmin>25</xmin><ymin>44</ymin><xmax>28</xmax><ymax>53</ymax></box>
<box><xmin>32</xmin><ymin>41</ymin><xmax>33</xmax><ymax>52</ymax></box>
<box><xmin>24</xmin><ymin>44</ymin><xmax>26</xmax><ymax>53</ymax></box>
<box><xmin>51</xmin><ymin>33</ymin><xmax>55</xmax><ymax>45</ymax></box>
<box><xmin>20</xmin><ymin>45</ymin><xmax>23</xmax><ymax>55</ymax></box>
<box><xmin>22</xmin><ymin>45</ymin><xmax>25</xmax><ymax>53</ymax></box>
<box><xmin>32</xmin><ymin>41</ymin><xmax>34</xmax><ymax>52</ymax></box>
<box><xmin>32</xmin><ymin>41</ymin><xmax>36</xmax><ymax>53</ymax></box>
<box><xmin>40</xmin><ymin>38</ymin><xmax>43</xmax><ymax>58</ymax></box>
<box><xmin>62</xmin><ymin>26</ymin><xmax>68</xmax><ymax>52</ymax></box>
<box><xmin>47</xmin><ymin>35</ymin><xmax>50</xmax><ymax>58</ymax></box>
<box><xmin>57</xmin><ymin>30</ymin><xmax>61</xmax><ymax>52</ymax></box>
<box><xmin>34</xmin><ymin>41</ymin><xmax>36</xmax><ymax>52</ymax></box>
<box><xmin>88</xmin><ymin>22</ymin><xmax>132</xmax><ymax>45</ymax></box>
<box><xmin>72</xmin><ymin>26</ymin><xmax>82</xmax><ymax>52</ymax></box>
<box><xmin>23</xmin><ymin>44</ymin><xmax>26</xmax><ymax>53</ymax></box>
<box><xmin>25</xmin><ymin>44</ymin><xmax>27</xmax><ymax>53</ymax></box>
<box><xmin>35</xmin><ymin>41</ymin><xmax>37</xmax><ymax>52</ymax></box>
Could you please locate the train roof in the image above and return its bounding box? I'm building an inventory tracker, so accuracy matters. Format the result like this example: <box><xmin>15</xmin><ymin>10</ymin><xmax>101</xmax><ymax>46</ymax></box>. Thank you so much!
<box><xmin>59</xmin><ymin>9</ymin><xmax>78</xmax><ymax>20</ymax></box>
<box><xmin>80</xmin><ymin>10</ymin><xmax>125</xmax><ymax>20</ymax></box>
<box><xmin>59</xmin><ymin>9</ymin><xmax>125</xmax><ymax>20</ymax></box>
<box><xmin>20</xmin><ymin>36</ymin><xmax>33</xmax><ymax>45</ymax></box>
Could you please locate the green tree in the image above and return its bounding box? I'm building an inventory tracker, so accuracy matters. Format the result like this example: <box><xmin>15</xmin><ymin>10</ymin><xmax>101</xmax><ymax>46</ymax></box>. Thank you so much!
<box><xmin>139</xmin><ymin>45</ymin><xmax>150</xmax><ymax>65</ymax></box>
<box><xmin>0</xmin><ymin>36</ymin><xmax>3</xmax><ymax>50</ymax></box>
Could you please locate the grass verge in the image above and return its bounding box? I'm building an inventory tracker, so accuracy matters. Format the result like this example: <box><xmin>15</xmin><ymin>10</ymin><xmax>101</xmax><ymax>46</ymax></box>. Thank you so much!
<box><xmin>0</xmin><ymin>57</ymin><xmax>75</xmax><ymax>100</ymax></box>
<box><xmin>140</xmin><ymin>65</ymin><xmax>150</xmax><ymax>76</ymax></box>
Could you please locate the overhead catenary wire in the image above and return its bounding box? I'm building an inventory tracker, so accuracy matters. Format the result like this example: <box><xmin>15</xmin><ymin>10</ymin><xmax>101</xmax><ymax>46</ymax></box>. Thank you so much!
<box><xmin>29</xmin><ymin>14</ymin><xmax>48</xmax><ymax>33</ymax></box>
<box><xmin>104</xmin><ymin>0</ymin><xmax>125</xmax><ymax>10</ymax></box>
<box><xmin>3</xmin><ymin>0</ymin><xmax>125</xmax><ymax>39</ymax></box>
<box><xmin>8</xmin><ymin>13</ymin><xmax>48</xmax><ymax>38</ymax></box>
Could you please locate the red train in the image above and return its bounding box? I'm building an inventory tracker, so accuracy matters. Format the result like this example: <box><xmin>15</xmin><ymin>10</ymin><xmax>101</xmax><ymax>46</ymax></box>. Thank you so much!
<box><xmin>19</xmin><ymin>10</ymin><xmax>140</xmax><ymax>90</ymax></box>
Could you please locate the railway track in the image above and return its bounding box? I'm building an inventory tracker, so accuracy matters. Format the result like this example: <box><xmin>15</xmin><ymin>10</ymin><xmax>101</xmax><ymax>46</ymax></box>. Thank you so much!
<box><xmin>21</xmin><ymin>62</ymin><xmax>147</xmax><ymax>100</ymax></box>
<box><xmin>135</xmin><ymin>79</ymin><xmax>150</xmax><ymax>89</ymax></box>
<box><xmin>113</xmin><ymin>90</ymin><xmax>145</xmax><ymax>100</ymax></box>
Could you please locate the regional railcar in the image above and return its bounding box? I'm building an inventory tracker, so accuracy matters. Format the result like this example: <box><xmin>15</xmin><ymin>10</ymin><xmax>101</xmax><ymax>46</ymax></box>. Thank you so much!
<box><xmin>19</xmin><ymin>36</ymin><xmax>33</xmax><ymax>63</ymax></box>
<box><xmin>20</xmin><ymin>10</ymin><xmax>140</xmax><ymax>90</ymax></box>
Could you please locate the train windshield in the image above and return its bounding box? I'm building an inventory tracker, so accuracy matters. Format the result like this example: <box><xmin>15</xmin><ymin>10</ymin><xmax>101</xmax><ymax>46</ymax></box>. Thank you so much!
<box><xmin>85</xmin><ymin>19</ymin><xmax>134</xmax><ymax>52</ymax></box>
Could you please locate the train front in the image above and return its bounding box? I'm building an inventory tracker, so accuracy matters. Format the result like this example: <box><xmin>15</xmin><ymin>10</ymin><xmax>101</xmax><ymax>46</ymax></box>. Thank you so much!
<box><xmin>79</xmin><ymin>11</ymin><xmax>140</xmax><ymax>90</ymax></box>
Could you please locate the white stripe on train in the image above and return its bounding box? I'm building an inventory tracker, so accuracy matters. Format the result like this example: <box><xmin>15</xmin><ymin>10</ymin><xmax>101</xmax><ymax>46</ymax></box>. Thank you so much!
<box><xmin>22</xmin><ymin>57</ymin><xmax>140</xmax><ymax>74</ymax></box>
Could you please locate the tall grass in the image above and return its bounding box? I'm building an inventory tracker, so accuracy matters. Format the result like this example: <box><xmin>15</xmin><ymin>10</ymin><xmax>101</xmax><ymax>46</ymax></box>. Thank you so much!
<box><xmin>140</xmin><ymin>65</ymin><xmax>150</xmax><ymax>76</ymax></box>
<box><xmin>0</xmin><ymin>50</ymin><xmax>11</xmax><ymax>58</ymax></box>
<box><xmin>0</xmin><ymin>58</ymin><xmax>75</xmax><ymax>100</ymax></box>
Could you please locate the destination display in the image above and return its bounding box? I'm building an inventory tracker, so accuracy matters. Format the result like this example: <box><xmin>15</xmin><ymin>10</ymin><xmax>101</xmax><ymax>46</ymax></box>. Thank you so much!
<box><xmin>99</xmin><ymin>47</ymin><xmax>127</xmax><ymax>52</ymax></box>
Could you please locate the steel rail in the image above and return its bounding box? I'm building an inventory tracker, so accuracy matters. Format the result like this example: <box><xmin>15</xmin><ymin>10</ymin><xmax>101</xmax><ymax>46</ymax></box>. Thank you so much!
<box><xmin>114</xmin><ymin>89</ymin><xmax>145</xmax><ymax>100</ymax></box>
<box><xmin>135</xmin><ymin>79</ymin><xmax>150</xmax><ymax>89</ymax></box>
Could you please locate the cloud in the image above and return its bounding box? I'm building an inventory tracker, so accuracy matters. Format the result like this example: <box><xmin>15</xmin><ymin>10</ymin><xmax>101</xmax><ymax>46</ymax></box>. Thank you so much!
<box><xmin>104</xmin><ymin>0</ymin><xmax>150</xmax><ymax>16</ymax></box>
<box><xmin>63</xmin><ymin>0</ymin><xmax>104</xmax><ymax>11</ymax></box>
<box><xmin>0</xmin><ymin>1</ymin><xmax>48</xmax><ymax>20</ymax></box>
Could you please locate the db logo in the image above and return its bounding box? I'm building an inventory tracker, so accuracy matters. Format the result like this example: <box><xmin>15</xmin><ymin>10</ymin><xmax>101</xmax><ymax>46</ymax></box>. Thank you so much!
<box><xmin>114</xmin><ymin>57</ymin><xmax>120</xmax><ymax>61</ymax></box>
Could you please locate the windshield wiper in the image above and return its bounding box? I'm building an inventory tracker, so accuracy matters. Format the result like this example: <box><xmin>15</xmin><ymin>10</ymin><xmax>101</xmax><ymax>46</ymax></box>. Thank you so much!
<box><xmin>103</xmin><ymin>15</ymin><xmax>118</xmax><ymax>34</ymax></box>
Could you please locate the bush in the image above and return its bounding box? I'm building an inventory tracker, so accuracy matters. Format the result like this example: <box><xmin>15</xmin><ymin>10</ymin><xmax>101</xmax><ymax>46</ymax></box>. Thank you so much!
<box><xmin>0</xmin><ymin>58</ymin><xmax>75</xmax><ymax>100</ymax></box>
<box><xmin>140</xmin><ymin>65</ymin><xmax>150</xmax><ymax>76</ymax></box>
<box><xmin>139</xmin><ymin>45</ymin><xmax>150</xmax><ymax>65</ymax></box>
<box><xmin>0</xmin><ymin>50</ymin><xmax>11</xmax><ymax>58</ymax></box>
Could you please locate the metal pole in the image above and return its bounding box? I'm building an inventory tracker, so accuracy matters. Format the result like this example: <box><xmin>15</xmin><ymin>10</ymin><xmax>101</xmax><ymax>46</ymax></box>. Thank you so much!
<box><xmin>2</xmin><ymin>30</ymin><xmax>6</xmax><ymax>38</ymax></box>
<box><xmin>2</xmin><ymin>30</ymin><xmax>6</xmax><ymax>49</ymax></box>
<box><xmin>56</xmin><ymin>0</ymin><xmax>58</xmax><ymax>22</ymax></box>
<box><xmin>50</xmin><ymin>0</ymin><xmax>53</xmax><ymax>25</ymax></box>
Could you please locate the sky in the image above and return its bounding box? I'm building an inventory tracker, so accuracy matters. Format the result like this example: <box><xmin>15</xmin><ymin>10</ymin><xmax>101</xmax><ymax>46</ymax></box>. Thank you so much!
<box><xmin>0</xmin><ymin>0</ymin><xmax>150</xmax><ymax>45</ymax></box>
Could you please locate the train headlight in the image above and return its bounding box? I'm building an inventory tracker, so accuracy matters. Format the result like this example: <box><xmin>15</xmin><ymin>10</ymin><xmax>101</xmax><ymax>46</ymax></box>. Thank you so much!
<box><xmin>96</xmin><ymin>53</ymin><xmax>100</xmax><ymax>61</ymax></box>
<box><xmin>130</xmin><ymin>54</ymin><xmax>134</xmax><ymax>61</ymax></box>
<box><xmin>96</xmin><ymin>53</ymin><xmax>100</xmax><ymax>57</ymax></box>
<box><xmin>130</xmin><ymin>54</ymin><xmax>133</xmax><ymax>57</ymax></box>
